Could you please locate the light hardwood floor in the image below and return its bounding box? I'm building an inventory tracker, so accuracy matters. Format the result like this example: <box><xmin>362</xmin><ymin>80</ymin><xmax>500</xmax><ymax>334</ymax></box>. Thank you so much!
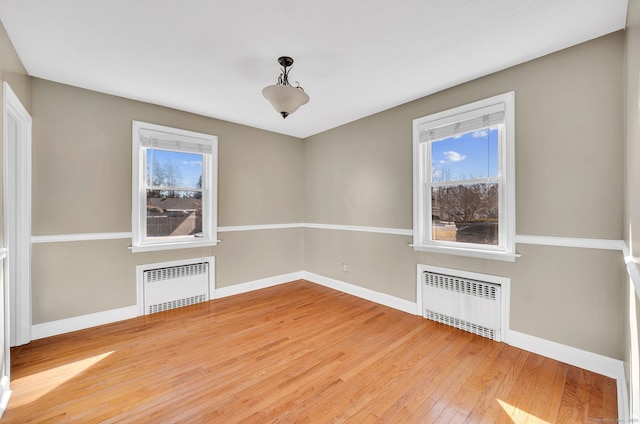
<box><xmin>5</xmin><ymin>280</ymin><xmax>617</xmax><ymax>423</ymax></box>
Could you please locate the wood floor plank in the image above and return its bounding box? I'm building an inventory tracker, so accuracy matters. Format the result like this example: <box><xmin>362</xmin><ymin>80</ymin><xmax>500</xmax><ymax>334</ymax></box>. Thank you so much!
<box><xmin>282</xmin><ymin>320</ymin><xmax>436</xmax><ymax>421</ymax></box>
<box><xmin>587</xmin><ymin>372</ymin><xmax>605</xmax><ymax>421</ymax></box>
<box><xmin>536</xmin><ymin>361</ymin><xmax>571</xmax><ymax>423</ymax></box>
<box><xmin>413</xmin><ymin>336</ymin><xmax>499</xmax><ymax>422</ymax></box>
<box><xmin>476</xmin><ymin>349</ymin><xmax>534</xmax><ymax>423</ymax></box>
<box><xmin>573</xmin><ymin>368</ymin><xmax>592</xmax><ymax>423</ymax></box>
<box><xmin>602</xmin><ymin>376</ymin><xmax>619</xmax><ymax>422</ymax></box>
<box><xmin>461</xmin><ymin>345</ymin><xmax>524</xmax><ymax>423</ymax></box>
<box><xmin>443</xmin><ymin>342</ymin><xmax>508</xmax><ymax>423</ymax></box>
<box><xmin>3</xmin><ymin>280</ymin><xmax>617</xmax><ymax>423</ymax></box>
<box><xmin>338</xmin><ymin>327</ymin><xmax>464</xmax><ymax>422</ymax></box>
<box><xmin>328</xmin><ymin>327</ymin><xmax>470</xmax><ymax>422</ymax></box>
<box><xmin>509</xmin><ymin>354</ymin><xmax>552</xmax><ymax>423</ymax></box>
<box><xmin>557</xmin><ymin>365</ymin><xmax>581</xmax><ymax>423</ymax></box>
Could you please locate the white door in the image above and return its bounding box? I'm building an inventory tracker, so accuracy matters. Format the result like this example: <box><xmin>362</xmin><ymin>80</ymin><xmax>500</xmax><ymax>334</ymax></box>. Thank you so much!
<box><xmin>3</xmin><ymin>82</ymin><xmax>32</xmax><ymax>347</ymax></box>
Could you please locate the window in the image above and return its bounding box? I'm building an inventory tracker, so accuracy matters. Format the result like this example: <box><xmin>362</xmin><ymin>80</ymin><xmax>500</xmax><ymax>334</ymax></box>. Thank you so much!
<box><xmin>412</xmin><ymin>92</ymin><xmax>516</xmax><ymax>261</ymax></box>
<box><xmin>132</xmin><ymin>121</ymin><xmax>218</xmax><ymax>252</ymax></box>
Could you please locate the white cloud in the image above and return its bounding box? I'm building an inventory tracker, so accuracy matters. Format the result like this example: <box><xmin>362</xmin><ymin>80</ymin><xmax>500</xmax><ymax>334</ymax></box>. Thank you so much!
<box><xmin>182</xmin><ymin>160</ymin><xmax>202</xmax><ymax>167</ymax></box>
<box><xmin>443</xmin><ymin>151</ymin><xmax>466</xmax><ymax>162</ymax></box>
<box><xmin>472</xmin><ymin>129</ymin><xmax>488</xmax><ymax>138</ymax></box>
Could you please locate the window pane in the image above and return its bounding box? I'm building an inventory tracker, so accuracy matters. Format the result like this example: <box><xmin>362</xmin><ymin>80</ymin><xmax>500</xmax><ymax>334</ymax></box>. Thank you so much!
<box><xmin>431</xmin><ymin>182</ymin><xmax>499</xmax><ymax>245</ymax></box>
<box><xmin>431</xmin><ymin>127</ymin><xmax>498</xmax><ymax>182</ymax></box>
<box><xmin>146</xmin><ymin>191</ymin><xmax>202</xmax><ymax>238</ymax></box>
<box><xmin>146</xmin><ymin>149</ymin><xmax>203</xmax><ymax>190</ymax></box>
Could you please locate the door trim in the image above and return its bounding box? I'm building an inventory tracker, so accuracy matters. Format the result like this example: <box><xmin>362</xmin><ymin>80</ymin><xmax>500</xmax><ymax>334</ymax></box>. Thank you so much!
<box><xmin>3</xmin><ymin>81</ymin><xmax>32</xmax><ymax>348</ymax></box>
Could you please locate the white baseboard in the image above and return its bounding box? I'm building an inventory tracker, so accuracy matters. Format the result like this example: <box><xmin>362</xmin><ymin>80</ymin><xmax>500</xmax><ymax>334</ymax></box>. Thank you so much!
<box><xmin>0</xmin><ymin>375</ymin><xmax>10</xmax><ymax>420</ymax></box>
<box><xmin>302</xmin><ymin>270</ymin><xmax>630</xmax><ymax>421</ymax></box>
<box><xmin>32</xmin><ymin>305</ymin><xmax>138</xmax><ymax>340</ymax></box>
<box><xmin>30</xmin><ymin>272</ymin><xmax>306</xmax><ymax>340</ymax></box>
<box><xmin>301</xmin><ymin>271</ymin><xmax>627</xmax><ymax>421</ymax></box>
<box><xmin>27</xmin><ymin>272</ymin><xmax>629</xmax><ymax>420</ymax></box>
<box><xmin>214</xmin><ymin>271</ymin><xmax>304</xmax><ymax>298</ymax></box>
<box><xmin>508</xmin><ymin>330</ymin><xmax>629</xmax><ymax>422</ymax></box>
<box><xmin>302</xmin><ymin>271</ymin><xmax>417</xmax><ymax>315</ymax></box>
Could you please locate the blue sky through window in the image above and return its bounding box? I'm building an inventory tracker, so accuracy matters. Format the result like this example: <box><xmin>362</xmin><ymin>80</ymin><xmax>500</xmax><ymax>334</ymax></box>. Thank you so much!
<box><xmin>146</xmin><ymin>149</ymin><xmax>203</xmax><ymax>189</ymax></box>
<box><xmin>431</xmin><ymin>128</ymin><xmax>498</xmax><ymax>182</ymax></box>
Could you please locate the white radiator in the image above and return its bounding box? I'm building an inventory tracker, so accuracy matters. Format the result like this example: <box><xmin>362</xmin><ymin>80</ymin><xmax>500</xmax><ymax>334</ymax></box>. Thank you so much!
<box><xmin>141</xmin><ymin>259</ymin><xmax>212</xmax><ymax>315</ymax></box>
<box><xmin>422</xmin><ymin>270</ymin><xmax>501</xmax><ymax>341</ymax></box>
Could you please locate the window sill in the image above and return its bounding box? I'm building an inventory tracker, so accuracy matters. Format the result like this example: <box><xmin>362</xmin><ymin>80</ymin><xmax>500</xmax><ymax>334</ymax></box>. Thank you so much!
<box><xmin>130</xmin><ymin>239</ymin><xmax>219</xmax><ymax>253</ymax></box>
<box><xmin>410</xmin><ymin>244</ymin><xmax>520</xmax><ymax>262</ymax></box>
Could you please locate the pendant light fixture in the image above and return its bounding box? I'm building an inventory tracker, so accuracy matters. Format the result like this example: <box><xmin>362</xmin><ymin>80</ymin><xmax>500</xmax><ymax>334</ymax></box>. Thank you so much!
<box><xmin>262</xmin><ymin>56</ymin><xmax>309</xmax><ymax>118</ymax></box>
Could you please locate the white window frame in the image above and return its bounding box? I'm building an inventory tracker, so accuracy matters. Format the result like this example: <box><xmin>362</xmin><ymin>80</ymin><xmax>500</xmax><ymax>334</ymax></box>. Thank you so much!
<box><xmin>132</xmin><ymin>121</ymin><xmax>218</xmax><ymax>252</ymax></box>
<box><xmin>412</xmin><ymin>92</ymin><xmax>516</xmax><ymax>262</ymax></box>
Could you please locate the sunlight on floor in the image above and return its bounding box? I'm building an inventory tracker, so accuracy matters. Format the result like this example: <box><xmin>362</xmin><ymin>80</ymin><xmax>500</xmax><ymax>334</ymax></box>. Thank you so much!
<box><xmin>10</xmin><ymin>351</ymin><xmax>114</xmax><ymax>407</ymax></box>
<box><xmin>498</xmin><ymin>399</ymin><xmax>551</xmax><ymax>424</ymax></box>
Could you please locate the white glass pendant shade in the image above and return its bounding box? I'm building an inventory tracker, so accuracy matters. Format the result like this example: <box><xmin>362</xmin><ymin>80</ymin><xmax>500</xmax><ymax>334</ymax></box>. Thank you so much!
<box><xmin>262</xmin><ymin>84</ymin><xmax>310</xmax><ymax>118</ymax></box>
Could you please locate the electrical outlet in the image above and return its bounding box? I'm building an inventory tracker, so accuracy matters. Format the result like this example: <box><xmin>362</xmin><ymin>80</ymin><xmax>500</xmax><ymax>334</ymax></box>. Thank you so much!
<box><xmin>342</xmin><ymin>262</ymin><xmax>348</xmax><ymax>273</ymax></box>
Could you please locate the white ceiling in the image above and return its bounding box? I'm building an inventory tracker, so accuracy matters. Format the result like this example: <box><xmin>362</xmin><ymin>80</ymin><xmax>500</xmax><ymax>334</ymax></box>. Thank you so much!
<box><xmin>0</xmin><ymin>0</ymin><xmax>629</xmax><ymax>138</ymax></box>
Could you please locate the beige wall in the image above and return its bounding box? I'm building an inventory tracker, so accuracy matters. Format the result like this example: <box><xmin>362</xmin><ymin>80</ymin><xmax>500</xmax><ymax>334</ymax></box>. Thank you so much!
<box><xmin>624</xmin><ymin>0</ymin><xmax>640</xmax><ymax>418</ymax></box>
<box><xmin>31</xmin><ymin>79</ymin><xmax>303</xmax><ymax>235</ymax></box>
<box><xmin>304</xmin><ymin>33</ymin><xmax>624</xmax><ymax>359</ymax></box>
<box><xmin>31</xmin><ymin>229</ymin><xmax>302</xmax><ymax>322</ymax></box>
<box><xmin>0</xmin><ymin>22</ymin><xmax>30</xmax><ymax>112</ymax></box>
<box><xmin>30</xmin><ymin>78</ymin><xmax>304</xmax><ymax>323</ymax></box>
<box><xmin>14</xmin><ymin>20</ymin><xmax>632</xmax><ymax>365</ymax></box>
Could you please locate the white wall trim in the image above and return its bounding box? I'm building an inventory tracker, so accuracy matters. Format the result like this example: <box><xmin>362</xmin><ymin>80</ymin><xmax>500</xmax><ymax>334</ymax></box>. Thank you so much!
<box><xmin>31</xmin><ymin>271</ymin><xmax>411</xmax><ymax>339</ymax></box>
<box><xmin>515</xmin><ymin>234</ymin><xmax>626</xmax><ymax>251</ymax></box>
<box><xmin>29</xmin><ymin>227</ymin><xmax>631</xmax><ymax>255</ymax></box>
<box><xmin>621</xmin><ymin>242</ymin><xmax>640</xmax><ymax>299</ymax></box>
<box><xmin>302</xmin><ymin>270</ymin><xmax>626</xmax><ymax>413</ymax></box>
<box><xmin>411</xmin><ymin>243</ymin><xmax>520</xmax><ymax>262</ymax></box>
<box><xmin>0</xmin><ymin>375</ymin><xmax>10</xmax><ymax>420</ymax></box>
<box><xmin>302</xmin><ymin>271</ymin><xmax>417</xmax><ymax>314</ymax></box>
<box><xmin>29</xmin><ymin>225</ymin><xmax>306</xmax><ymax>244</ymax></box>
<box><xmin>214</xmin><ymin>271</ymin><xmax>304</xmax><ymax>298</ymax></box>
<box><xmin>508</xmin><ymin>330</ymin><xmax>628</xmax><ymax>423</ymax></box>
<box><xmin>218</xmin><ymin>223</ymin><xmax>304</xmax><ymax>232</ymax></box>
<box><xmin>303</xmin><ymin>223</ymin><xmax>413</xmax><ymax>236</ymax></box>
<box><xmin>28</xmin><ymin>271</ymin><xmax>629</xmax><ymax>420</ymax></box>
<box><xmin>32</xmin><ymin>306</ymin><xmax>138</xmax><ymax>340</ymax></box>
<box><xmin>0</xmin><ymin>248</ymin><xmax>6</xmax><ymax>260</ymax></box>
<box><xmin>507</xmin><ymin>329</ymin><xmax>624</xmax><ymax>381</ymax></box>
<box><xmin>32</xmin><ymin>232</ymin><xmax>132</xmax><ymax>244</ymax></box>
<box><xmin>4</xmin><ymin>81</ymin><xmax>33</xmax><ymax>348</ymax></box>
<box><xmin>622</xmin><ymin>242</ymin><xmax>640</xmax><ymax>421</ymax></box>
<box><xmin>31</xmin><ymin>272</ymin><xmax>304</xmax><ymax>340</ymax></box>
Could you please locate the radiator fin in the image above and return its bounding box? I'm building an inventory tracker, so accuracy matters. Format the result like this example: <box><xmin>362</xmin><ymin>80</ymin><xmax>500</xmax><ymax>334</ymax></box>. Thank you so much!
<box><xmin>422</xmin><ymin>270</ymin><xmax>501</xmax><ymax>341</ymax></box>
<box><xmin>424</xmin><ymin>272</ymin><xmax>497</xmax><ymax>300</ymax></box>
<box><xmin>144</xmin><ymin>262</ymin><xmax>208</xmax><ymax>284</ymax></box>
<box><xmin>148</xmin><ymin>294</ymin><xmax>207</xmax><ymax>314</ymax></box>
<box><xmin>143</xmin><ymin>261</ymin><xmax>210</xmax><ymax>315</ymax></box>
<box><xmin>424</xmin><ymin>310</ymin><xmax>495</xmax><ymax>340</ymax></box>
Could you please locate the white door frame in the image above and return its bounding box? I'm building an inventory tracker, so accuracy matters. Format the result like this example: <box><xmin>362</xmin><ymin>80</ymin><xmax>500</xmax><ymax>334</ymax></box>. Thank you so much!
<box><xmin>3</xmin><ymin>81</ymin><xmax>32</xmax><ymax>348</ymax></box>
